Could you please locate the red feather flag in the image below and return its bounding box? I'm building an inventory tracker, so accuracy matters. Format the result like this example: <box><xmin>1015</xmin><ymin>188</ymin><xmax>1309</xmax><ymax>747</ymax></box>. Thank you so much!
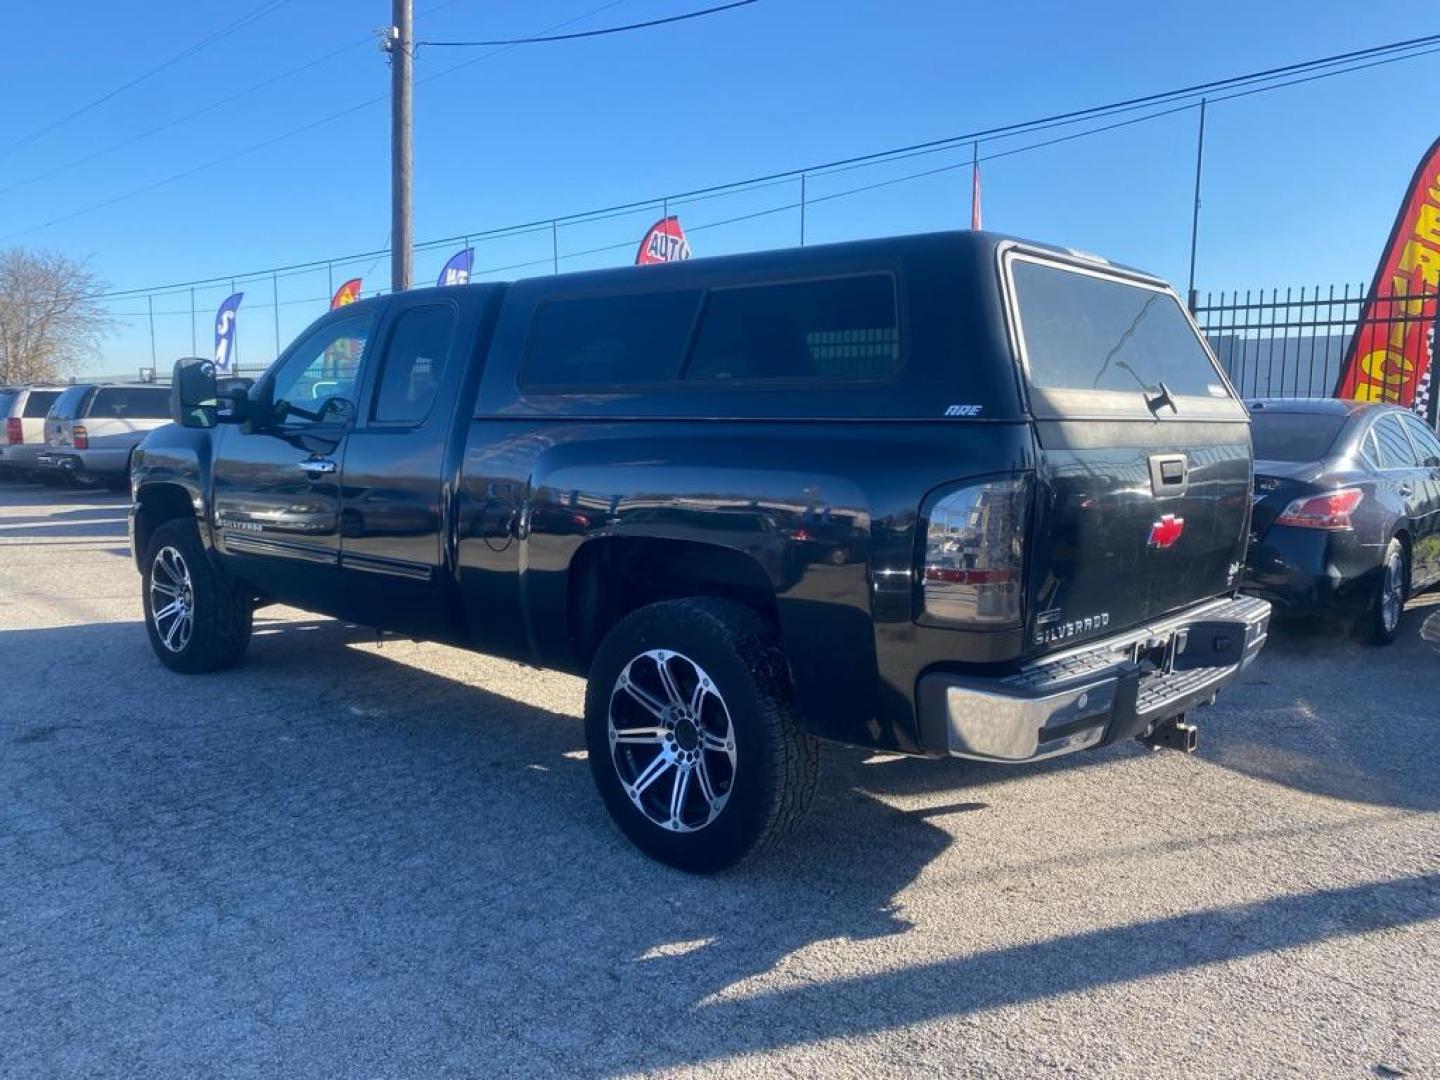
<box><xmin>1334</xmin><ymin>137</ymin><xmax>1440</xmax><ymax>412</ymax></box>
<box><xmin>636</xmin><ymin>217</ymin><xmax>692</xmax><ymax>265</ymax></box>
<box><xmin>330</xmin><ymin>277</ymin><xmax>363</xmax><ymax>309</ymax></box>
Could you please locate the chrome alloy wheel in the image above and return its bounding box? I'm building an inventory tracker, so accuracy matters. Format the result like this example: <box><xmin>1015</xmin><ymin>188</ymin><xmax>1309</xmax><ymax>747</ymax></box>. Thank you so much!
<box><xmin>1381</xmin><ymin>550</ymin><xmax>1404</xmax><ymax>635</ymax></box>
<box><xmin>607</xmin><ymin>649</ymin><xmax>737</xmax><ymax>833</ymax></box>
<box><xmin>150</xmin><ymin>545</ymin><xmax>195</xmax><ymax>653</ymax></box>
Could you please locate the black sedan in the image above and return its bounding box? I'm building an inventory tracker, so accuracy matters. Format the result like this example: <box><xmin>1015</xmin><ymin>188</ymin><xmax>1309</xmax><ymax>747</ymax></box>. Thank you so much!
<box><xmin>1242</xmin><ymin>398</ymin><xmax>1440</xmax><ymax>644</ymax></box>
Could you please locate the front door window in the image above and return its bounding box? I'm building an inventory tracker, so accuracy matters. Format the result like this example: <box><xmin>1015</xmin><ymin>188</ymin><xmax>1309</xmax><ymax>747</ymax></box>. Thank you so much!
<box><xmin>269</xmin><ymin>314</ymin><xmax>373</xmax><ymax>427</ymax></box>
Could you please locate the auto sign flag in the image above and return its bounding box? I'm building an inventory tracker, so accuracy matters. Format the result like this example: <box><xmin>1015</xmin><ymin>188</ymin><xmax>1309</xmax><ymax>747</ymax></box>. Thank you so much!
<box><xmin>437</xmin><ymin>248</ymin><xmax>474</xmax><ymax>287</ymax></box>
<box><xmin>330</xmin><ymin>277</ymin><xmax>363</xmax><ymax>309</ymax></box>
<box><xmin>636</xmin><ymin>216</ymin><xmax>692</xmax><ymax>265</ymax></box>
<box><xmin>213</xmin><ymin>293</ymin><xmax>243</xmax><ymax>375</ymax></box>
<box><xmin>1334</xmin><ymin>136</ymin><xmax>1440</xmax><ymax>414</ymax></box>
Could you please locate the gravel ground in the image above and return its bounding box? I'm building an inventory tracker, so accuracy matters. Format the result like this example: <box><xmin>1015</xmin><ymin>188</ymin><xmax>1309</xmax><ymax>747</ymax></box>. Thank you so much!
<box><xmin>1</xmin><ymin>483</ymin><xmax>1437</xmax><ymax>1079</ymax></box>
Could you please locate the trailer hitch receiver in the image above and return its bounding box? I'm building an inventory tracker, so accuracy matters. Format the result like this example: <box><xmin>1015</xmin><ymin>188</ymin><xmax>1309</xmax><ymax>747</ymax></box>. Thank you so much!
<box><xmin>1141</xmin><ymin>714</ymin><xmax>1198</xmax><ymax>753</ymax></box>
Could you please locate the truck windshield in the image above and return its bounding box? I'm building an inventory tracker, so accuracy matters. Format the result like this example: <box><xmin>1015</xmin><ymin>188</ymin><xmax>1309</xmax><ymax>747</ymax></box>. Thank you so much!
<box><xmin>1249</xmin><ymin>411</ymin><xmax>1346</xmax><ymax>462</ymax></box>
<box><xmin>1011</xmin><ymin>259</ymin><xmax>1230</xmax><ymax>400</ymax></box>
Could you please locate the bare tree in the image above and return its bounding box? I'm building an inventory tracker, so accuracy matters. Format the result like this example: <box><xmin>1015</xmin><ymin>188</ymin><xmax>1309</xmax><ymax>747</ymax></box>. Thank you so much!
<box><xmin>0</xmin><ymin>248</ymin><xmax>115</xmax><ymax>384</ymax></box>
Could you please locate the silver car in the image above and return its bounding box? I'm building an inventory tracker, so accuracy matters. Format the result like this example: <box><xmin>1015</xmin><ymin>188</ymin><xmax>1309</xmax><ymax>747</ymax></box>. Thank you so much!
<box><xmin>0</xmin><ymin>384</ymin><xmax>68</xmax><ymax>481</ymax></box>
<box><xmin>36</xmin><ymin>383</ymin><xmax>172</xmax><ymax>489</ymax></box>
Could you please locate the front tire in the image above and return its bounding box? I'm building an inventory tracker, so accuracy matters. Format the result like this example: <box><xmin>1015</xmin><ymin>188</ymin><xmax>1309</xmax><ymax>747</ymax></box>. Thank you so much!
<box><xmin>1361</xmin><ymin>539</ymin><xmax>1407</xmax><ymax>646</ymax></box>
<box><xmin>142</xmin><ymin>518</ymin><xmax>253</xmax><ymax>672</ymax></box>
<box><xmin>584</xmin><ymin>598</ymin><xmax>819</xmax><ymax>873</ymax></box>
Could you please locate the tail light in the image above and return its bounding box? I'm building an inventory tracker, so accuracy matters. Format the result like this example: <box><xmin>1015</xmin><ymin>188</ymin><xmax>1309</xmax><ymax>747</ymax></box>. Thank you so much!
<box><xmin>920</xmin><ymin>475</ymin><xmax>1032</xmax><ymax>626</ymax></box>
<box><xmin>1274</xmin><ymin>487</ymin><xmax>1363</xmax><ymax>530</ymax></box>
<box><xmin>5</xmin><ymin>417</ymin><xmax>20</xmax><ymax>444</ymax></box>
<box><xmin>72</xmin><ymin>424</ymin><xmax>89</xmax><ymax>450</ymax></box>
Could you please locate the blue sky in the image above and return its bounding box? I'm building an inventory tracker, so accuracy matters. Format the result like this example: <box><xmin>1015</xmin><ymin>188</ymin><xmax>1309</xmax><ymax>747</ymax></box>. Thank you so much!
<box><xmin>1</xmin><ymin>1</ymin><xmax>1435</xmax><ymax>375</ymax></box>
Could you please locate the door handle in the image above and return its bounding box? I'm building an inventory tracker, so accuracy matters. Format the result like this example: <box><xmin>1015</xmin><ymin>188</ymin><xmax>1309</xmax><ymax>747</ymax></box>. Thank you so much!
<box><xmin>298</xmin><ymin>457</ymin><xmax>337</xmax><ymax>476</ymax></box>
<box><xmin>1398</xmin><ymin>483</ymin><xmax>1412</xmax><ymax>498</ymax></box>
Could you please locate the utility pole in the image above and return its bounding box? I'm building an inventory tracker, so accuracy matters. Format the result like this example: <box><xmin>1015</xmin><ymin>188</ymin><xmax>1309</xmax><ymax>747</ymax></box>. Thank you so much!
<box><xmin>388</xmin><ymin>0</ymin><xmax>413</xmax><ymax>292</ymax></box>
<box><xmin>1186</xmin><ymin>97</ymin><xmax>1207</xmax><ymax>311</ymax></box>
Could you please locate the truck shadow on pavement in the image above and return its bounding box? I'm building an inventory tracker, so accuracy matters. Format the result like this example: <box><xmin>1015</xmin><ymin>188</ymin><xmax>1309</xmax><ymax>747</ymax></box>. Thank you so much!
<box><xmin>0</xmin><ymin>503</ymin><xmax>129</xmax><ymax>538</ymax></box>
<box><xmin>3</xmin><ymin>616</ymin><xmax>1438</xmax><ymax>1076</ymax></box>
<box><xmin>1199</xmin><ymin>593</ymin><xmax>1440</xmax><ymax>812</ymax></box>
<box><xmin>823</xmin><ymin>596</ymin><xmax>1440</xmax><ymax>816</ymax></box>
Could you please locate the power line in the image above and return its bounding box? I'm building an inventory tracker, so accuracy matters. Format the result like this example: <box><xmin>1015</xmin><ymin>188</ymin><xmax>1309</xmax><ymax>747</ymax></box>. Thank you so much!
<box><xmin>17</xmin><ymin>25</ymin><xmax>1431</xmax><ymax>251</ymax></box>
<box><xmin>0</xmin><ymin>38</ymin><xmax>365</xmax><ymax>199</ymax></box>
<box><xmin>445</xmin><ymin>103</ymin><xmax>1218</xmax><ymax>281</ymax></box>
<box><xmin>0</xmin><ymin>0</ymin><xmax>500</xmax><ymax>199</ymax></box>
<box><xmin>625</xmin><ymin>32</ymin><xmax>1440</xmax><ymax>203</ymax></box>
<box><xmin>78</xmin><ymin>32</ymin><xmax>1440</xmax><ymax>301</ymax></box>
<box><xmin>408</xmin><ymin>0</ymin><xmax>628</xmax><ymax>96</ymax></box>
<box><xmin>93</xmin><ymin>81</ymin><xmax>1332</xmax><ymax>317</ymax></box>
<box><xmin>0</xmin><ymin>1</ymin><xmax>628</xmax><ymax>246</ymax></box>
<box><xmin>0</xmin><ymin>0</ymin><xmax>293</xmax><ymax>161</ymax></box>
<box><xmin>417</xmin><ymin>0</ymin><xmax>757</xmax><ymax>47</ymax></box>
<box><xmin>352</xmin><ymin>30</ymin><xmax>1440</xmax><ymax>228</ymax></box>
<box><xmin>103</xmin><ymin>102</ymin><xmax>1201</xmax><ymax>316</ymax></box>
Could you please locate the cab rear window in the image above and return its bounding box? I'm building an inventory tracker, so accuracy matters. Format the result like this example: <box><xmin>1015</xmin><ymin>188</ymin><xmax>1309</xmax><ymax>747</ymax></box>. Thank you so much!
<box><xmin>1011</xmin><ymin>259</ymin><xmax>1230</xmax><ymax>400</ymax></box>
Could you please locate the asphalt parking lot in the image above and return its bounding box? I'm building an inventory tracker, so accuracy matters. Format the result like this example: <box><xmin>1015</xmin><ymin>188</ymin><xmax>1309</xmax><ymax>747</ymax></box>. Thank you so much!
<box><xmin>2</xmin><ymin>483</ymin><xmax>1437</xmax><ymax>1079</ymax></box>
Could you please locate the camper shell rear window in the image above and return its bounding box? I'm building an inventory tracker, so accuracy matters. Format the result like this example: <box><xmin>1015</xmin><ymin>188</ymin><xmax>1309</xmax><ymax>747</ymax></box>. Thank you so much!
<box><xmin>1006</xmin><ymin>254</ymin><xmax>1237</xmax><ymax>414</ymax></box>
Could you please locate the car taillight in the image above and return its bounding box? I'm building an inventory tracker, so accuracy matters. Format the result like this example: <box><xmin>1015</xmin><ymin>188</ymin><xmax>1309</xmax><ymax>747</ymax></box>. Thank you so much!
<box><xmin>72</xmin><ymin>424</ymin><xmax>89</xmax><ymax>450</ymax></box>
<box><xmin>1274</xmin><ymin>487</ymin><xmax>1363</xmax><ymax>530</ymax></box>
<box><xmin>5</xmin><ymin>417</ymin><xmax>20</xmax><ymax>444</ymax></box>
<box><xmin>920</xmin><ymin>475</ymin><xmax>1031</xmax><ymax>626</ymax></box>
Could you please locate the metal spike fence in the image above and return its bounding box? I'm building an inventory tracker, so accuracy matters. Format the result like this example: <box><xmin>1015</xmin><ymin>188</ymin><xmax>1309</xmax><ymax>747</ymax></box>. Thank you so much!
<box><xmin>1192</xmin><ymin>283</ymin><xmax>1439</xmax><ymax>430</ymax></box>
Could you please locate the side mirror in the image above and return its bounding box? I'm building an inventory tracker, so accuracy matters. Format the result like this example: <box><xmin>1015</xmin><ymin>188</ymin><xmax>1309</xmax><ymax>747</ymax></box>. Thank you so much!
<box><xmin>216</xmin><ymin>376</ymin><xmax>255</xmax><ymax>422</ymax></box>
<box><xmin>217</xmin><ymin>376</ymin><xmax>254</xmax><ymax>396</ymax></box>
<box><xmin>170</xmin><ymin>357</ymin><xmax>218</xmax><ymax>428</ymax></box>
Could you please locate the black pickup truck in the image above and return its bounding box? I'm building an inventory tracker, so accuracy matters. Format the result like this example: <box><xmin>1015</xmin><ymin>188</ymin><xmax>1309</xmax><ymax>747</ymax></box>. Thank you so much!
<box><xmin>132</xmin><ymin>231</ymin><xmax>1271</xmax><ymax>871</ymax></box>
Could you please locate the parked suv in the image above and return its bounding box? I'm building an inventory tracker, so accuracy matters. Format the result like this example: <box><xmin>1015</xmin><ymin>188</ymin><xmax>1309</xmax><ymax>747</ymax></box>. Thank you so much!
<box><xmin>38</xmin><ymin>383</ymin><xmax>171</xmax><ymax>489</ymax></box>
<box><xmin>0</xmin><ymin>384</ymin><xmax>67</xmax><ymax>481</ymax></box>
<box><xmin>132</xmin><ymin>231</ymin><xmax>1271</xmax><ymax>871</ymax></box>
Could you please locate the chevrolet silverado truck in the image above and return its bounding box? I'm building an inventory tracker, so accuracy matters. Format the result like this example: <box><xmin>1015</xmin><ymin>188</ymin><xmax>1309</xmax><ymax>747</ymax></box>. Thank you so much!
<box><xmin>131</xmin><ymin>231</ymin><xmax>1271</xmax><ymax>871</ymax></box>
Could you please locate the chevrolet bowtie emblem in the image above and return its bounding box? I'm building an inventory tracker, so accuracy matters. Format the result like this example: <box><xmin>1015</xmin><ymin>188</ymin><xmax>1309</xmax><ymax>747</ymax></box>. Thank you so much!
<box><xmin>1148</xmin><ymin>514</ymin><xmax>1185</xmax><ymax>549</ymax></box>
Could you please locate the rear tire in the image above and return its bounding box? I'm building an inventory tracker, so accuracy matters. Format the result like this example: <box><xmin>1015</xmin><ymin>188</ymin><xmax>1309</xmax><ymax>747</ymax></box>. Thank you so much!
<box><xmin>584</xmin><ymin>597</ymin><xmax>819</xmax><ymax>873</ymax></box>
<box><xmin>142</xmin><ymin>518</ymin><xmax>253</xmax><ymax>673</ymax></box>
<box><xmin>1361</xmin><ymin>539</ymin><xmax>1407</xmax><ymax>646</ymax></box>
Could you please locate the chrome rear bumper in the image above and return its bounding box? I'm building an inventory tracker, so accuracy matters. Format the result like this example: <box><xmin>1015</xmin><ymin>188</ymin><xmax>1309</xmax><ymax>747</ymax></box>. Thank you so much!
<box><xmin>917</xmin><ymin>594</ymin><xmax>1271</xmax><ymax>763</ymax></box>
